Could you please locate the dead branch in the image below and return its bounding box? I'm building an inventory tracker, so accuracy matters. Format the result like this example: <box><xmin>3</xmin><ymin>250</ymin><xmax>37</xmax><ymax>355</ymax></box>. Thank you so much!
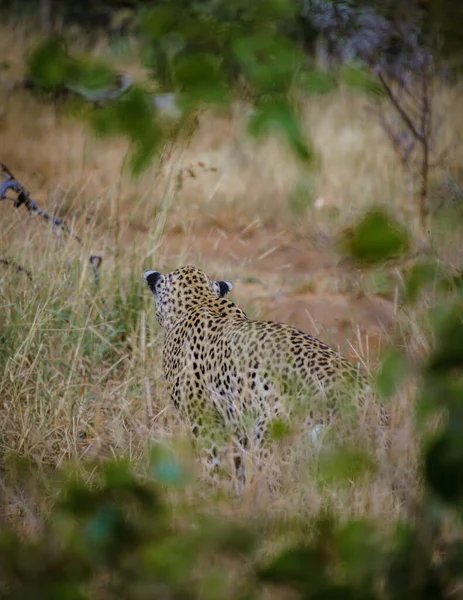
<box><xmin>377</xmin><ymin>71</ymin><xmax>424</xmax><ymax>143</ymax></box>
<box><xmin>0</xmin><ymin>162</ymin><xmax>82</xmax><ymax>243</ymax></box>
<box><xmin>0</xmin><ymin>258</ymin><xmax>33</xmax><ymax>282</ymax></box>
<box><xmin>0</xmin><ymin>162</ymin><xmax>103</xmax><ymax>289</ymax></box>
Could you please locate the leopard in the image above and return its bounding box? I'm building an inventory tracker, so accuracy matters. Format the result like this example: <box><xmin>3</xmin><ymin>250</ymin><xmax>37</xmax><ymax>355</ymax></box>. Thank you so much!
<box><xmin>144</xmin><ymin>265</ymin><xmax>387</xmax><ymax>486</ymax></box>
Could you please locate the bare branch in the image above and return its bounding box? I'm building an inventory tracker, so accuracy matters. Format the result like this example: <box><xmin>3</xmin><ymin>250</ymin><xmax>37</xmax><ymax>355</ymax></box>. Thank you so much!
<box><xmin>1</xmin><ymin>162</ymin><xmax>103</xmax><ymax>290</ymax></box>
<box><xmin>377</xmin><ymin>71</ymin><xmax>424</xmax><ymax>143</ymax></box>
<box><xmin>0</xmin><ymin>163</ymin><xmax>82</xmax><ymax>244</ymax></box>
<box><xmin>0</xmin><ymin>258</ymin><xmax>33</xmax><ymax>282</ymax></box>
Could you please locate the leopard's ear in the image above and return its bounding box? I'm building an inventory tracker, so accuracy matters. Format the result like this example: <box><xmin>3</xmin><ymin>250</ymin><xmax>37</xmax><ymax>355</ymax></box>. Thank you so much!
<box><xmin>217</xmin><ymin>280</ymin><xmax>233</xmax><ymax>297</ymax></box>
<box><xmin>144</xmin><ymin>270</ymin><xmax>163</xmax><ymax>295</ymax></box>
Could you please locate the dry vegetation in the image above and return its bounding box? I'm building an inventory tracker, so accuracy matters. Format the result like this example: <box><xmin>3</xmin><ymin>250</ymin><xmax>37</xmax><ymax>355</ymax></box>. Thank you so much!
<box><xmin>1</xmin><ymin>20</ymin><xmax>463</xmax><ymax>536</ymax></box>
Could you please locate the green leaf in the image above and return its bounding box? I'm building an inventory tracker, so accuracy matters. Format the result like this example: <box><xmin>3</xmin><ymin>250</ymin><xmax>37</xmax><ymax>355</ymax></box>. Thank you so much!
<box><xmin>248</xmin><ymin>99</ymin><xmax>313</xmax><ymax>162</ymax></box>
<box><xmin>427</xmin><ymin>303</ymin><xmax>463</xmax><ymax>373</ymax></box>
<box><xmin>141</xmin><ymin>6</ymin><xmax>180</xmax><ymax>39</ymax></box>
<box><xmin>27</xmin><ymin>37</ymin><xmax>72</xmax><ymax>89</ymax></box>
<box><xmin>403</xmin><ymin>261</ymin><xmax>439</xmax><ymax>303</ymax></box>
<box><xmin>337</xmin><ymin>520</ymin><xmax>380</xmax><ymax>588</ymax></box>
<box><xmin>340</xmin><ymin>65</ymin><xmax>385</xmax><ymax>97</ymax></box>
<box><xmin>269</xmin><ymin>417</ymin><xmax>292</xmax><ymax>441</ymax></box>
<box><xmin>173</xmin><ymin>52</ymin><xmax>229</xmax><ymax>106</ymax></box>
<box><xmin>90</xmin><ymin>86</ymin><xmax>163</xmax><ymax>174</ymax></box>
<box><xmin>340</xmin><ymin>208</ymin><xmax>410</xmax><ymax>265</ymax></box>
<box><xmin>150</xmin><ymin>446</ymin><xmax>185</xmax><ymax>486</ymax></box>
<box><xmin>318</xmin><ymin>446</ymin><xmax>377</xmax><ymax>485</ymax></box>
<box><xmin>84</xmin><ymin>505</ymin><xmax>125</xmax><ymax>546</ymax></box>
<box><xmin>68</xmin><ymin>60</ymin><xmax>116</xmax><ymax>93</ymax></box>
<box><xmin>142</xmin><ymin>537</ymin><xmax>197</xmax><ymax>582</ymax></box>
<box><xmin>259</xmin><ymin>546</ymin><xmax>329</xmax><ymax>593</ymax></box>
<box><xmin>425</xmin><ymin>426</ymin><xmax>463</xmax><ymax>505</ymax></box>
<box><xmin>375</xmin><ymin>347</ymin><xmax>409</xmax><ymax>398</ymax></box>
<box><xmin>298</xmin><ymin>69</ymin><xmax>338</xmax><ymax>95</ymax></box>
<box><xmin>233</xmin><ymin>34</ymin><xmax>303</xmax><ymax>93</ymax></box>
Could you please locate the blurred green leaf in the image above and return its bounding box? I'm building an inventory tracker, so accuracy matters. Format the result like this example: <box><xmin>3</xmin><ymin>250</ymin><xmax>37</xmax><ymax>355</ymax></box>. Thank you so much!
<box><xmin>403</xmin><ymin>261</ymin><xmax>439</xmax><ymax>303</ymax></box>
<box><xmin>68</xmin><ymin>60</ymin><xmax>115</xmax><ymax>93</ymax></box>
<box><xmin>141</xmin><ymin>6</ymin><xmax>180</xmax><ymax>39</ymax></box>
<box><xmin>340</xmin><ymin>65</ymin><xmax>385</xmax><ymax>97</ymax></box>
<box><xmin>248</xmin><ymin>99</ymin><xmax>313</xmax><ymax>162</ymax></box>
<box><xmin>233</xmin><ymin>34</ymin><xmax>303</xmax><ymax>93</ymax></box>
<box><xmin>384</xmin><ymin>523</ymin><xmax>440</xmax><ymax>600</ymax></box>
<box><xmin>269</xmin><ymin>416</ymin><xmax>292</xmax><ymax>440</ymax></box>
<box><xmin>84</xmin><ymin>505</ymin><xmax>125</xmax><ymax>546</ymax></box>
<box><xmin>150</xmin><ymin>445</ymin><xmax>185</xmax><ymax>486</ymax></box>
<box><xmin>375</xmin><ymin>347</ymin><xmax>409</xmax><ymax>398</ymax></box>
<box><xmin>260</xmin><ymin>545</ymin><xmax>329</xmax><ymax>594</ymax></box>
<box><xmin>416</xmin><ymin>375</ymin><xmax>463</xmax><ymax>428</ymax></box>
<box><xmin>27</xmin><ymin>37</ymin><xmax>73</xmax><ymax>89</ymax></box>
<box><xmin>173</xmin><ymin>52</ymin><xmax>230</xmax><ymax>106</ymax></box>
<box><xmin>318</xmin><ymin>446</ymin><xmax>376</xmax><ymax>485</ymax></box>
<box><xmin>337</xmin><ymin>520</ymin><xmax>381</xmax><ymax>589</ymax></box>
<box><xmin>91</xmin><ymin>86</ymin><xmax>163</xmax><ymax>174</ymax></box>
<box><xmin>340</xmin><ymin>208</ymin><xmax>410</xmax><ymax>265</ymax></box>
<box><xmin>142</xmin><ymin>537</ymin><xmax>197</xmax><ymax>583</ymax></box>
<box><xmin>425</xmin><ymin>426</ymin><xmax>463</xmax><ymax>505</ymax></box>
<box><xmin>427</xmin><ymin>303</ymin><xmax>463</xmax><ymax>373</ymax></box>
<box><xmin>299</xmin><ymin>68</ymin><xmax>338</xmax><ymax>94</ymax></box>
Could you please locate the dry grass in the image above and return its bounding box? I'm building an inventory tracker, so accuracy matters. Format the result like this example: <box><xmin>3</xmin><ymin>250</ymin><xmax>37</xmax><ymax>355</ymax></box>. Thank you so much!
<box><xmin>0</xmin><ymin>20</ymin><xmax>462</xmax><ymax>535</ymax></box>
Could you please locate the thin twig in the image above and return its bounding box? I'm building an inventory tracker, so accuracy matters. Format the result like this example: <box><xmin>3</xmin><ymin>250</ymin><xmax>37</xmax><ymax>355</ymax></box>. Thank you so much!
<box><xmin>0</xmin><ymin>162</ymin><xmax>103</xmax><ymax>289</ymax></box>
<box><xmin>0</xmin><ymin>162</ymin><xmax>82</xmax><ymax>243</ymax></box>
<box><xmin>377</xmin><ymin>72</ymin><xmax>424</xmax><ymax>143</ymax></box>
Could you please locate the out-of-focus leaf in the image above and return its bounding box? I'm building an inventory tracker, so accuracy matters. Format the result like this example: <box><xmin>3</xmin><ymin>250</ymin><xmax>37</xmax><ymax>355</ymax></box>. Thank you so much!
<box><xmin>340</xmin><ymin>65</ymin><xmax>385</xmax><ymax>96</ymax></box>
<box><xmin>141</xmin><ymin>6</ymin><xmax>179</xmax><ymax>39</ymax></box>
<box><xmin>142</xmin><ymin>537</ymin><xmax>197</xmax><ymax>582</ymax></box>
<box><xmin>416</xmin><ymin>375</ymin><xmax>463</xmax><ymax>427</ymax></box>
<box><xmin>337</xmin><ymin>520</ymin><xmax>381</xmax><ymax>588</ymax></box>
<box><xmin>318</xmin><ymin>446</ymin><xmax>376</xmax><ymax>485</ymax></box>
<box><xmin>403</xmin><ymin>261</ymin><xmax>439</xmax><ymax>304</ymax></box>
<box><xmin>384</xmin><ymin>523</ymin><xmax>439</xmax><ymax>600</ymax></box>
<box><xmin>27</xmin><ymin>37</ymin><xmax>73</xmax><ymax>89</ymax></box>
<box><xmin>248</xmin><ymin>99</ymin><xmax>313</xmax><ymax>162</ymax></box>
<box><xmin>233</xmin><ymin>34</ymin><xmax>303</xmax><ymax>93</ymax></box>
<box><xmin>299</xmin><ymin>68</ymin><xmax>338</xmax><ymax>94</ymax></box>
<box><xmin>259</xmin><ymin>545</ymin><xmax>329</xmax><ymax>594</ymax></box>
<box><xmin>375</xmin><ymin>347</ymin><xmax>409</xmax><ymax>398</ymax></box>
<box><xmin>340</xmin><ymin>208</ymin><xmax>410</xmax><ymax>265</ymax></box>
<box><xmin>425</xmin><ymin>426</ymin><xmax>463</xmax><ymax>505</ymax></box>
<box><xmin>90</xmin><ymin>86</ymin><xmax>163</xmax><ymax>174</ymax></box>
<box><xmin>438</xmin><ymin>270</ymin><xmax>463</xmax><ymax>297</ymax></box>
<box><xmin>173</xmin><ymin>52</ymin><xmax>229</xmax><ymax>106</ymax></box>
<box><xmin>269</xmin><ymin>417</ymin><xmax>292</xmax><ymax>440</ymax></box>
<box><xmin>68</xmin><ymin>60</ymin><xmax>115</xmax><ymax>93</ymax></box>
<box><xmin>84</xmin><ymin>505</ymin><xmax>125</xmax><ymax>546</ymax></box>
<box><xmin>150</xmin><ymin>445</ymin><xmax>185</xmax><ymax>486</ymax></box>
<box><xmin>427</xmin><ymin>303</ymin><xmax>463</xmax><ymax>373</ymax></box>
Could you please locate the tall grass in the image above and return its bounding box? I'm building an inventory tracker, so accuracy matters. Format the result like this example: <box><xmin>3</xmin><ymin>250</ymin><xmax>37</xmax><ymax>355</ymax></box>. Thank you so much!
<box><xmin>0</xmin><ymin>21</ymin><xmax>462</xmax><ymax>533</ymax></box>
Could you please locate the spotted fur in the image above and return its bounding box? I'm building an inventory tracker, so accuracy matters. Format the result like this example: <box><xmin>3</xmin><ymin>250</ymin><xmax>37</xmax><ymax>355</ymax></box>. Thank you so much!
<box><xmin>144</xmin><ymin>266</ymin><xmax>386</xmax><ymax>484</ymax></box>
